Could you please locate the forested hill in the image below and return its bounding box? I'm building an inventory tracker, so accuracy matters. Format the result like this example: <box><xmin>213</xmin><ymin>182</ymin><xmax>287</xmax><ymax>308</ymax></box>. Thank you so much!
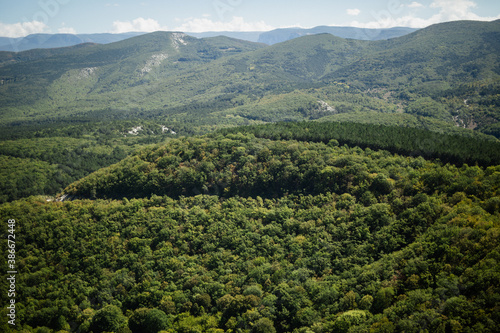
<box><xmin>2</xmin><ymin>128</ymin><xmax>499</xmax><ymax>332</ymax></box>
<box><xmin>64</xmin><ymin>122</ymin><xmax>500</xmax><ymax>201</ymax></box>
<box><xmin>0</xmin><ymin>20</ymin><xmax>499</xmax><ymax>138</ymax></box>
<box><xmin>326</xmin><ymin>19</ymin><xmax>500</xmax><ymax>85</ymax></box>
<box><xmin>0</xmin><ymin>31</ymin><xmax>266</xmax><ymax>122</ymax></box>
<box><xmin>220</xmin><ymin>121</ymin><xmax>500</xmax><ymax>166</ymax></box>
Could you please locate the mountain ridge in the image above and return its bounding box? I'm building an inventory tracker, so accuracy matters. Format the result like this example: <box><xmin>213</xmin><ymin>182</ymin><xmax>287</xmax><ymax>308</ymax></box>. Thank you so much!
<box><xmin>0</xmin><ymin>32</ymin><xmax>147</xmax><ymax>52</ymax></box>
<box><xmin>0</xmin><ymin>25</ymin><xmax>419</xmax><ymax>52</ymax></box>
<box><xmin>257</xmin><ymin>25</ymin><xmax>418</xmax><ymax>44</ymax></box>
<box><xmin>0</xmin><ymin>20</ymin><xmax>499</xmax><ymax>137</ymax></box>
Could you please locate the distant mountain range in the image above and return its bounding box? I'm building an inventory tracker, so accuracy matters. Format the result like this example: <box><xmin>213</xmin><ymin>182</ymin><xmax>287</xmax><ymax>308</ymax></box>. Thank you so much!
<box><xmin>0</xmin><ymin>26</ymin><xmax>419</xmax><ymax>52</ymax></box>
<box><xmin>0</xmin><ymin>32</ymin><xmax>147</xmax><ymax>52</ymax></box>
<box><xmin>0</xmin><ymin>20</ymin><xmax>499</xmax><ymax>137</ymax></box>
<box><xmin>187</xmin><ymin>26</ymin><xmax>418</xmax><ymax>44</ymax></box>
<box><xmin>256</xmin><ymin>26</ymin><xmax>418</xmax><ymax>44</ymax></box>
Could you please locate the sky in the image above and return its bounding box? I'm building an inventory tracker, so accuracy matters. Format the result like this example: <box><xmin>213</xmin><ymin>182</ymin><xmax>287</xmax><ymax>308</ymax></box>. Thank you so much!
<box><xmin>1</xmin><ymin>0</ymin><xmax>500</xmax><ymax>37</ymax></box>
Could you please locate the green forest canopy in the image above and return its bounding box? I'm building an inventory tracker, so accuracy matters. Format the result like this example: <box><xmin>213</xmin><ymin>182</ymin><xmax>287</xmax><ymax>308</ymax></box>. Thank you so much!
<box><xmin>1</xmin><ymin>131</ymin><xmax>499</xmax><ymax>332</ymax></box>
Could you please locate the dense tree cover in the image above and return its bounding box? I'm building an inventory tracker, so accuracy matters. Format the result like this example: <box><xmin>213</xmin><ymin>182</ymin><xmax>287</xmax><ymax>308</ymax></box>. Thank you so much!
<box><xmin>1</xmin><ymin>21</ymin><xmax>499</xmax><ymax>139</ymax></box>
<box><xmin>1</xmin><ymin>109</ymin><xmax>498</xmax><ymax>204</ymax></box>
<box><xmin>0</xmin><ymin>155</ymin><xmax>65</xmax><ymax>203</ymax></box>
<box><xmin>220</xmin><ymin>122</ymin><xmax>500</xmax><ymax>166</ymax></box>
<box><xmin>0</xmin><ymin>120</ymin><xmax>182</xmax><ymax>203</ymax></box>
<box><xmin>1</xmin><ymin>131</ymin><xmax>499</xmax><ymax>332</ymax></box>
<box><xmin>62</xmin><ymin>131</ymin><xmax>498</xmax><ymax>201</ymax></box>
<box><xmin>0</xmin><ymin>136</ymin><xmax>129</xmax><ymax>203</ymax></box>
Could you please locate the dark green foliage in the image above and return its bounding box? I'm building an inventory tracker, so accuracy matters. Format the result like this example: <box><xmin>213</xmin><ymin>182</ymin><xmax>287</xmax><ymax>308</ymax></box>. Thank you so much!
<box><xmin>221</xmin><ymin>121</ymin><xmax>500</xmax><ymax>166</ymax></box>
<box><xmin>2</xmin><ymin>131</ymin><xmax>499</xmax><ymax>332</ymax></box>
<box><xmin>128</xmin><ymin>308</ymin><xmax>169</xmax><ymax>333</ymax></box>
<box><xmin>252</xmin><ymin>318</ymin><xmax>277</xmax><ymax>333</ymax></box>
<box><xmin>0</xmin><ymin>127</ymin><xmax>133</xmax><ymax>202</ymax></box>
<box><xmin>90</xmin><ymin>305</ymin><xmax>127</xmax><ymax>333</ymax></box>
<box><xmin>64</xmin><ymin>128</ymin><xmax>500</xmax><ymax>204</ymax></box>
<box><xmin>373</xmin><ymin>287</ymin><xmax>396</xmax><ymax>313</ymax></box>
<box><xmin>0</xmin><ymin>155</ymin><xmax>65</xmax><ymax>203</ymax></box>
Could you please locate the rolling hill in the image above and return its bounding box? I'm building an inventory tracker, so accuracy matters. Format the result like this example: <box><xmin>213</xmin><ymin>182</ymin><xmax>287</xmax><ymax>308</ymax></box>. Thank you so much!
<box><xmin>1</xmin><ymin>20</ymin><xmax>499</xmax><ymax>138</ymax></box>
<box><xmin>1</xmin><ymin>20</ymin><xmax>500</xmax><ymax>203</ymax></box>
<box><xmin>0</xmin><ymin>25</ymin><xmax>417</xmax><ymax>52</ymax></box>
<box><xmin>2</xmin><ymin>126</ymin><xmax>499</xmax><ymax>332</ymax></box>
<box><xmin>0</xmin><ymin>32</ymin><xmax>266</xmax><ymax>123</ymax></box>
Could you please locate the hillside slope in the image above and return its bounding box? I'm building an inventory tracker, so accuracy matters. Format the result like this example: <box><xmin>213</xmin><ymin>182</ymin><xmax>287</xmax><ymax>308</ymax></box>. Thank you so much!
<box><xmin>1</xmin><ymin>21</ymin><xmax>500</xmax><ymax>332</ymax></box>
<box><xmin>0</xmin><ymin>20</ymin><xmax>499</xmax><ymax>135</ymax></box>
<box><xmin>2</xmin><ymin>130</ymin><xmax>499</xmax><ymax>332</ymax></box>
<box><xmin>0</xmin><ymin>32</ymin><xmax>266</xmax><ymax>122</ymax></box>
<box><xmin>328</xmin><ymin>20</ymin><xmax>500</xmax><ymax>86</ymax></box>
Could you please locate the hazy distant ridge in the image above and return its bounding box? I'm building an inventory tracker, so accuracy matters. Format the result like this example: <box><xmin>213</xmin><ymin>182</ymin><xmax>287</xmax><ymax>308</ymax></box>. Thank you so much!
<box><xmin>0</xmin><ymin>32</ymin><xmax>146</xmax><ymax>52</ymax></box>
<box><xmin>257</xmin><ymin>26</ymin><xmax>418</xmax><ymax>44</ymax></box>
<box><xmin>0</xmin><ymin>25</ymin><xmax>418</xmax><ymax>52</ymax></box>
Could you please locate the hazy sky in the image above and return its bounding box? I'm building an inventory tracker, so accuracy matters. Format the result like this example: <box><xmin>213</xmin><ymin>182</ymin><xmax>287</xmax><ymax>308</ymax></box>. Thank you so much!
<box><xmin>1</xmin><ymin>0</ymin><xmax>500</xmax><ymax>37</ymax></box>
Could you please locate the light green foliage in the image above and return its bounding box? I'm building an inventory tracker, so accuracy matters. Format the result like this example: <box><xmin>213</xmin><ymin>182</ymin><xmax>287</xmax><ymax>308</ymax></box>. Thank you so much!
<box><xmin>252</xmin><ymin>317</ymin><xmax>277</xmax><ymax>333</ymax></box>
<box><xmin>406</xmin><ymin>97</ymin><xmax>450</xmax><ymax>120</ymax></box>
<box><xmin>332</xmin><ymin>310</ymin><xmax>370</xmax><ymax>333</ymax></box>
<box><xmin>1</xmin><ymin>21</ymin><xmax>499</xmax><ymax>138</ymax></box>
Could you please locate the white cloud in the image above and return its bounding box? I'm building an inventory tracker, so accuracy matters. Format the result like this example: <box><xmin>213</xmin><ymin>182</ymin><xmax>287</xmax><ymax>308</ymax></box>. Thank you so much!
<box><xmin>111</xmin><ymin>17</ymin><xmax>168</xmax><ymax>33</ymax></box>
<box><xmin>0</xmin><ymin>21</ymin><xmax>49</xmax><ymax>38</ymax></box>
<box><xmin>429</xmin><ymin>0</ymin><xmax>500</xmax><ymax>23</ymax></box>
<box><xmin>174</xmin><ymin>16</ymin><xmax>274</xmax><ymax>32</ymax></box>
<box><xmin>407</xmin><ymin>2</ymin><xmax>424</xmax><ymax>8</ymax></box>
<box><xmin>351</xmin><ymin>0</ymin><xmax>500</xmax><ymax>29</ymax></box>
<box><xmin>351</xmin><ymin>15</ymin><xmax>439</xmax><ymax>29</ymax></box>
<box><xmin>58</xmin><ymin>23</ymin><xmax>76</xmax><ymax>34</ymax></box>
<box><xmin>429</xmin><ymin>0</ymin><xmax>486</xmax><ymax>21</ymax></box>
<box><xmin>58</xmin><ymin>26</ymin><xmax>77</xmax><ymax>34</ymax></box>
<box><xmin>347</xmin><ymin>9</ymin><xmax>361</xmax><ymax>16</ymax></box>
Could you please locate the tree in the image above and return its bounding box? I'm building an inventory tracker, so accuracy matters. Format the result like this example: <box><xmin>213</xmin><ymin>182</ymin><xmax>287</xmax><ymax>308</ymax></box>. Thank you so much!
<box><xmin>369</xmin><ymin>316</ymin><xmax>396</xmax><ymax>333</ymax></box>
<box><xmin>373</xmin><ymin>287</ymin><xmax>395</xmax><ymax>313</ymax></box>
<box><xmin>332</xmin><ymin>310</ymin><xmax>370</xmax><ymax>333</ymax></box>
<box><xmin>90</xmin><ymin>305</ymin><xmax>127</xmax><ymax>333</ymax></box>
<box><xmin>251</xmin><ymin>317</ymin><xmax>276</xmax><ymax>333</ymax></box>
<box><xmin>339</xmin><ymin>291</ymin><xmax>358</xmax><ymax>311</ymax></box>
<box><xmin>370</xmin><ymin>174</ymin><xmax>394</xmax><ymax>195</ymax></box>
<box><xmin>359</xmin><ymin>295</ymin><xmax>374</xmax><ymax>310</ymax></box>
<box><xmin>129</xmin><ymin>308</ymin><xmax>169</xmax><ymax>333</ymax></box>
